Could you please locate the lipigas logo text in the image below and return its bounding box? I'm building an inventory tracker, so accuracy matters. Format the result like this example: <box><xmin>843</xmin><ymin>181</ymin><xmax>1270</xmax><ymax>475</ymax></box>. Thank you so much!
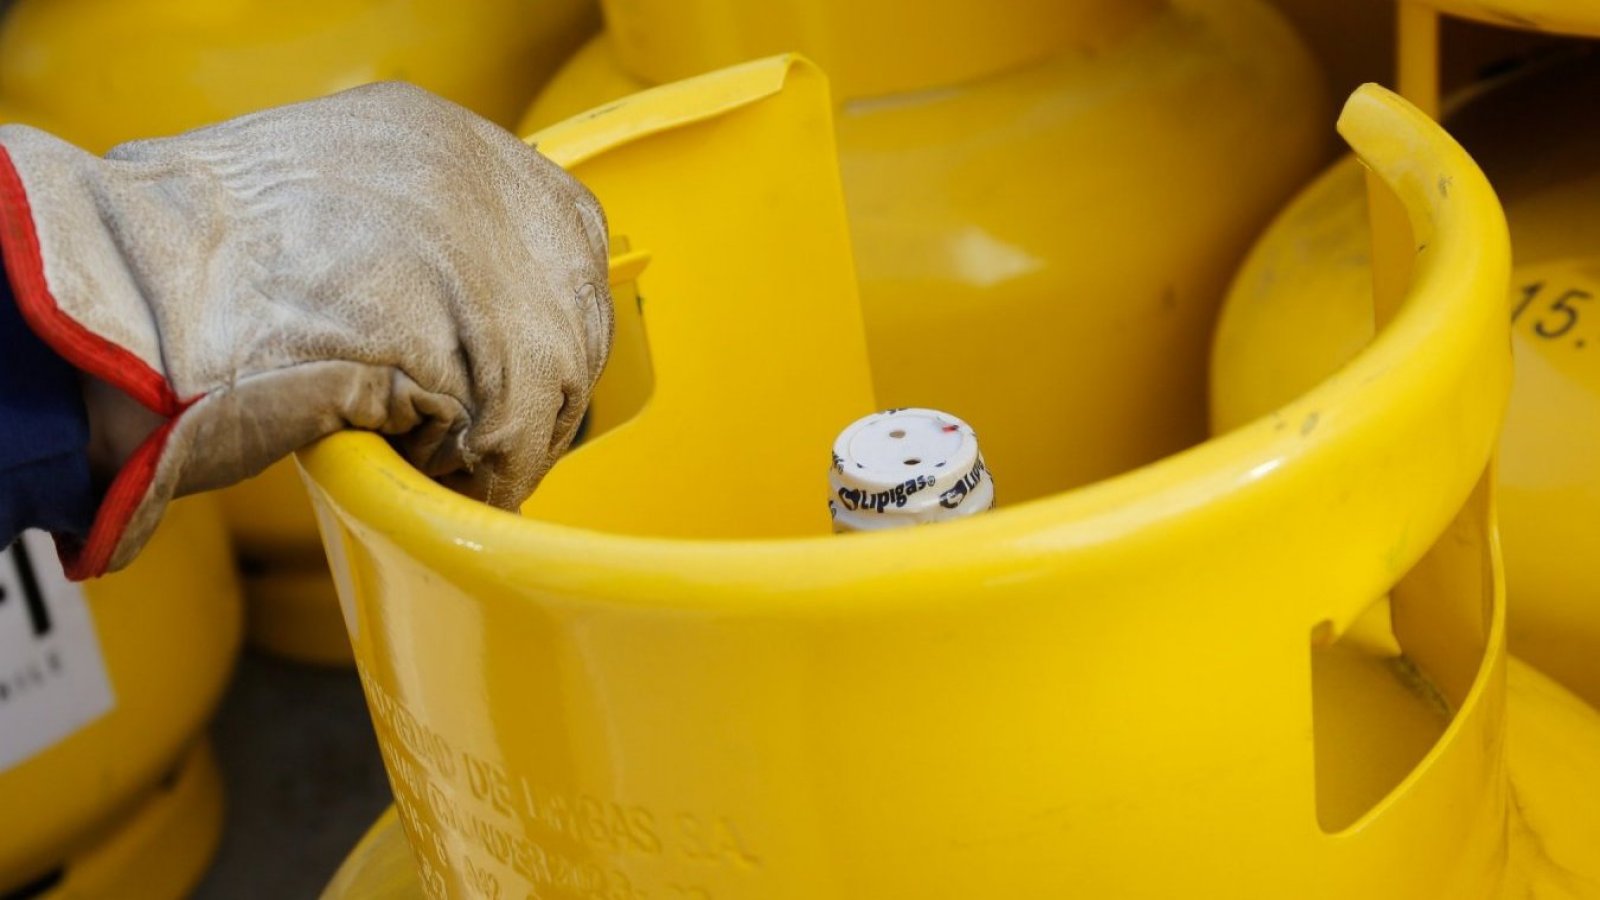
<box><xmin>836</xmin><ymin>475</ymin><xmax>937</xmax><ymax>514</ymax></box>
<box><xmin>939</xmin><ymin>458</ymin><xmax>987</xmax><ymax>510</ymax></box>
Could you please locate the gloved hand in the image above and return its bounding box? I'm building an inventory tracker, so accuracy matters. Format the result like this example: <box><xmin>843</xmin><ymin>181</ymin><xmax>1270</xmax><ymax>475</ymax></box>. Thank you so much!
<box><xmin>0</xmin><ymin>82</ymin><xmax>613</xmax><ymax>578</ymax></box>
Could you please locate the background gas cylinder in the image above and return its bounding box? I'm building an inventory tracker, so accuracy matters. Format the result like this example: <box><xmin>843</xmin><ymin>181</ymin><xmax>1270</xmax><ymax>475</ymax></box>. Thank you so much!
<box><xmin>0</xmin><ymin>0</ymin><xmax>600</xmax><ymax>665</ymax></box>
<box><xmin>0</xmin><ymin>499</ymin><xmax>241</xmax><ymax>899</ymax></box>
<box><xmin>310</xmin><ymin>64</ymin><xmax>1600</xmax><ymax>898</ymax></box>
<box><xmin>0</xmin><ymin>0</ymin><xmax>597</xmax><ymax>151</ymax></box>
<box><xmin>1212</xmin><ymin>2</ymin><xmax>1600</xmax><ymax>709</ymax></box>
<box><xmin>522</xmin><ymin>0</ymin><xmax>1329</xmax><ymax>509</ymax></box>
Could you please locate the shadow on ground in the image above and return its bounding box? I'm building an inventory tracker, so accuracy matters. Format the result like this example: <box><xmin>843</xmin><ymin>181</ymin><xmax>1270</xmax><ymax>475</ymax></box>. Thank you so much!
<box><xmin>192</xmin><ymin>651</ymin><xmax>392</xmax><ymax>899</ymax></box>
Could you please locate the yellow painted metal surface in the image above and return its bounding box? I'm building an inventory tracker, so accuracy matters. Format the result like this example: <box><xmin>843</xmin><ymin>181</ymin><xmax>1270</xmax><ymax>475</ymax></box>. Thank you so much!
<box><xmin>0</xmin><ymin>0</ymin><xmax>601</xmax><ymax>665</ymax></box>
<box><xmin>595</xmin><ymin>0</ymin><xmax>1157</xmax><ymax>102</ymax></box>
<box><xmin>321</xmin><ymin>808</ymin><xmax>425</xmax><ymax>900</ymax></box>
<box><xmin>0</xmin><ymin>497</ymin><xmax>241</xmax><ymax>894</ymax></box>
<box><xmin>521</xmin><ymin>61</ymin><xmax>875</xmax><ymax>537</ymax></box>
<box><xmin>309</xmin><ymin>61</ymin><xmax>1600</xmax><ymax>897</ymax></box>
<box><xmin>244</xmin><ymin>567</ymin><xmax>355</xmax><ymax>667</ymax></box>
<box><xmin>39</xmin><ymin>741</ymin><xmax>226</xmax><ymax>900</ymax></box>
<box><xmin>525</xmin><ymin>0</ymin><xmax>1329</xmax><ymax>509</ymax></box>
<box><xmin>1214</xmin><ymin>10</ymin><xmax>1600</xmax><ymax>711</ymax></box>
<box><xmin>0</xmin><ymin>0</ymin><xmax>598</xmax><ymax>152</ymax></box>
<box><xmin>327</xmin><ymin>654</ymin><xmax>1600</xmax><ymax>900</ymax></box>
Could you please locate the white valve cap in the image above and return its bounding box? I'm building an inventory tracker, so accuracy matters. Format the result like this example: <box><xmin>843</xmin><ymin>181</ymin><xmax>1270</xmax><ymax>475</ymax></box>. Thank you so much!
<box><xmin>829</xmin><ymin>408</ymin><xmax>993</xmax><ymax>532</ymax></box>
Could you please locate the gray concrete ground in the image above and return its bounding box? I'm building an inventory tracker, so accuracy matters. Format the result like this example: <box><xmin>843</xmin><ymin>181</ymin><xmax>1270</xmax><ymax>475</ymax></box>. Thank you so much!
<box><xmin>191</xmin><ymin>652</ymin><xmax>393</xmax><ymax>900</ymax></box>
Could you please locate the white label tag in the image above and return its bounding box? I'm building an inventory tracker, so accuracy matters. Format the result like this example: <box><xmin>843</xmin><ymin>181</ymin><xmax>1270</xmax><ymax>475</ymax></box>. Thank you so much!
<box><xmin>0</xmin><ymin>531</ymin><xmax>115</xmax><ymax>773</ymax></box>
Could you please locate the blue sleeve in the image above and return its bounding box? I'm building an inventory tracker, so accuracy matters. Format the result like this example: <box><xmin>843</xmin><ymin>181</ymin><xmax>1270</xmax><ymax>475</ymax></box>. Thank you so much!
<box><xmin>0</xmin><ymin>270</ymin><xmax>97</xmax><ymax>547</ymax></box>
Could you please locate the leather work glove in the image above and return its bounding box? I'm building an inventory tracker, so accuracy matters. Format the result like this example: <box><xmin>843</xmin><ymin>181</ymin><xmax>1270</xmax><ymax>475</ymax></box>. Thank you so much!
<box><xmin>0</xmin><ymin>82</ymin><xmax>613</xmax><ymax>578</ymax></box>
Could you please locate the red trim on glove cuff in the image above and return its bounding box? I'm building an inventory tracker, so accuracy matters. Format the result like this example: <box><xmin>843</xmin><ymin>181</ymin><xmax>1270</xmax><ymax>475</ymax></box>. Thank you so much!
<box><xmin>0</xmin><ymin>145</ymin><xmax>186</xmax><ymax>578</ymax></box>
<box><xmin>52</xmin><ymin>421</ymin><xmax>180</xmax><ymax>580</ymax></box>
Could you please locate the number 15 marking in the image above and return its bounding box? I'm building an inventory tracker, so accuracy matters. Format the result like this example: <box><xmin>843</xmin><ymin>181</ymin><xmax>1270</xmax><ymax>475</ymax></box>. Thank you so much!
<box><xmin>1514</xmin><ymin>281</ymin><xmax>1592</xmax><ymax>341</ymax></box>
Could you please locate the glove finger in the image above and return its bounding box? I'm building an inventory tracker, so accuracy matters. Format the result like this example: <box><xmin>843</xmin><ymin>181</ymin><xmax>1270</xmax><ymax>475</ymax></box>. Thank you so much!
<box><xmin>160</xmin><ymin>361</ymin><xmax>462</xmax><ymax>496</ymax></box>
<box><xmin>441</xmin><ymin>383</ymin><xmax>567</xmax><ymax>511</ymax></box>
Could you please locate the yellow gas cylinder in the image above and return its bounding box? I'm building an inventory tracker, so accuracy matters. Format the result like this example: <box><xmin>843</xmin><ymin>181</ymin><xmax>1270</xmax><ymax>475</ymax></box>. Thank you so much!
<box><xmin>311</xmin><ymin>58</ymin><xmax>1600</xmax><ymax>898</ymax></box>
<box><xmin>0</xmin><ymin>0</ymin><xmax>600</xmax><ymax>666</ymax></box>
<box><xmin>523</xmin><ymin>0</ymin><xmax>1328</xmax><ymax>509</ymax></box>
<box><xmin>1213</xmin><ymin>1</ymin><xmax>1600</xmax><ymax>709</ymax></box>
<box><xmin>0</xmin><ymin>0</ymin><xmax>597</xmax><ymax>150</ymax></box>
<box><xmin>0</xmin><ymin>497</ymin><xmax>241</xmax><ymax>898</ymax></box>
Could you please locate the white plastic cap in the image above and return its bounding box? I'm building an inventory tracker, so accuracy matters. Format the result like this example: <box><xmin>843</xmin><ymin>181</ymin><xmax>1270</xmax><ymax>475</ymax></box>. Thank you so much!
<box><xmin>829</xmin><ymin>408</ymin><xmax>994</xmax><ymax>533</ymax></box>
